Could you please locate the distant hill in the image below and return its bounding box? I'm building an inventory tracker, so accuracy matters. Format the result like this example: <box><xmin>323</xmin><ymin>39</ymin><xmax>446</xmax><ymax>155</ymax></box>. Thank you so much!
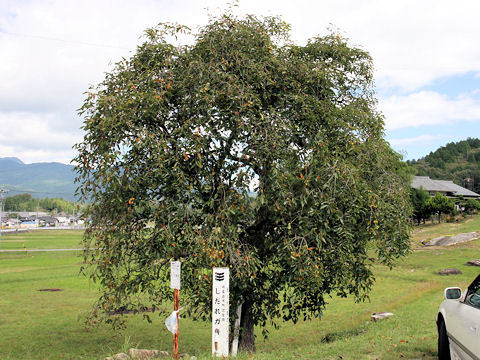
<box><xmin>0</xmin><ymin>157</ymin><xmax>77</xmax><ymax>201</ymax></box>
<box><xmin>407</xmin><ymin>138</ymin><xmax>480</xmax><ymax>194</ymax></box>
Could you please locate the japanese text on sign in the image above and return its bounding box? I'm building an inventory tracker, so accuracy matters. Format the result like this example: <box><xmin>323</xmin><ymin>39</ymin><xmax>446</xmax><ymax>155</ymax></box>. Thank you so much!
<box><xmin>212</xmin><ymin>267</ymin><xmax>229</xmax><ymax>357</ymax></box>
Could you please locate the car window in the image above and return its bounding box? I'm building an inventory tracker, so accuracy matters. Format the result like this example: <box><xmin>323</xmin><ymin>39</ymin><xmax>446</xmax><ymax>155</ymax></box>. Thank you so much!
<box><xmin>466</xmin><ymin>276</ymin><xmax>480</xmax><ymax>309</ymax></box>
<box><xmin>470</xmin><ymin>276</ymin><xmax>480</xmax><ymax>291</ymax></box>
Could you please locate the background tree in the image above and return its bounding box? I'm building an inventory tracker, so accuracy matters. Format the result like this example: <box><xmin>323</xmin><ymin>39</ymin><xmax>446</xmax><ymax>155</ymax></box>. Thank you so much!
<box><xmin>4</xmin><ymin>193</ymin><xmax>78</xmax><ymax>214</ymax></box>
<box><xmin>4</xmin><ymin>193</ymin><xmax>35</xmax><ymax>212</ymax></box>
<box><xmin>411</xmin><ymin>188</ymin><xmax>432</xmax><ymax>225</ymax></box>
<box><xmin>463</xmin><ymin>198</ymin><xmax>480</xmax><ymax>216</ymax></box>
<box><xmin>74</xmin><ymin>13</ymin><xmax>412</xmax><ymax>352</ymax></box>
<box><xmin>426</xmin><ymin>193</ymin><xmax>455</xmax><ymax>223</ymax></box>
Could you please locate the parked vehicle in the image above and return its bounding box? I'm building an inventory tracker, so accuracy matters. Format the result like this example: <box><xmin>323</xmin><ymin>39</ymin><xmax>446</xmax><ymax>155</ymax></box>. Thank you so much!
<box><xmin>437</xmin><ymin>273</ymin><xmax>480</xmax><ymax>360</ymax></box>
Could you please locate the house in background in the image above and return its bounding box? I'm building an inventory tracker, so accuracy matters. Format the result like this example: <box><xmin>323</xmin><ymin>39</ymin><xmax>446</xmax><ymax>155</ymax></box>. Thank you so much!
<box><xmin>411</xmin><ymin>176</ymin><xmax>480</xmax><ymax>199</ymax></box>
<box><xmin>1</xmin><ymin>212</ymin><xmax>85</xmax><ymax>230</ymax></box>
<box><xmin>38</xmin><ymin>215</ymin><xmax>56</xmax><ymax>227</ymax></box>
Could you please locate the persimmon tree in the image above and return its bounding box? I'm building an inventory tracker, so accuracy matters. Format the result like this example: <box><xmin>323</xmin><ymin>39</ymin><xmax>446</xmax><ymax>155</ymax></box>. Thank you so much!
<box><xmin>74</xmin><ymin>13</ymin><xmax>411</xmax><ymax>352</ymax></box>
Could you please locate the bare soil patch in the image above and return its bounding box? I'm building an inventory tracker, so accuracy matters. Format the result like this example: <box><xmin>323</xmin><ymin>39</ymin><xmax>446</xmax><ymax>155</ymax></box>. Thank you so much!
<box><xmin>37</xmin><ymin>288</ymin><xmax>63</xmax><ymax>292</ymax></box>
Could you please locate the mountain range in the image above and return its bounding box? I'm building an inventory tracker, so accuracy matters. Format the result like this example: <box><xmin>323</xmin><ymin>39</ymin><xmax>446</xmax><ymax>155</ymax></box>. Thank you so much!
<box><xmin>3</xmin><ymin>138</ymin><xmax>480</xmax><ymax>203</ymax></box>
<box><xmin>0</xmin><ymin>157</ymin><xmax>77</xmax><ymax>201</ymax></box>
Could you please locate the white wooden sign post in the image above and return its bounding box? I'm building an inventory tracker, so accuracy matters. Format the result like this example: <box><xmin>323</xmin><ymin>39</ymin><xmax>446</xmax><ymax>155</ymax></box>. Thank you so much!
<box><xmin>212</xmin><ymin>267</ymin><xmax>229</xmax><ymax>357</ymax></box>
<box><xmin>170</xmin><ymin>261</ymin><xmax>181</xmax><ymax>360</ymax></box>
<box><xmin>170</xmin><ymin>261</ymin><xmax>181</xmax><ymax>290</ymax></box>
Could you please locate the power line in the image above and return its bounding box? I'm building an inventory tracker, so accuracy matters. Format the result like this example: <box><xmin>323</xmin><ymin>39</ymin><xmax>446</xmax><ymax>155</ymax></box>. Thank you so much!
<box><xmin>0</xmin><ymin>30</ymin><xmax>131</xmax><ymax>50</ymax></box>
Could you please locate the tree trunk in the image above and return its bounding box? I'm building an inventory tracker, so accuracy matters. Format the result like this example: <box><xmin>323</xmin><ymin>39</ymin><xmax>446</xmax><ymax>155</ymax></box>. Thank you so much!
<box><xmin>238</xmin><ymin>300</ymin><xmax>256</xmax><ymax>352</ymax></box>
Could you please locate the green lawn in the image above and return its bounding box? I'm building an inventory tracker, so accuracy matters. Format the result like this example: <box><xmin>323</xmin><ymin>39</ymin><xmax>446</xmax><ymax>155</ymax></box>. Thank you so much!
<box><xmin>1</xmin><ymin>219</ymin><xmax>480</xmax><ymax>359</ymax></box>
<box><xmin>0</xmin><ymin>230</ymin><xmax>84</xmax><ymax>250</ymax></box>
<box><xmin>411</xmin><ymin>214</ymin><xmax>480</xmax><ymax>246</ymax></box>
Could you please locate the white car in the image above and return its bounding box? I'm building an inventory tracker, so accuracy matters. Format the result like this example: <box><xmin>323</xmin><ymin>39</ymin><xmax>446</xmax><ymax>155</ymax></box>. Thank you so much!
<box><xmin>437</xmin><ymin>274</ymin><xmax>480</xmax><ymax>360</ymax></box>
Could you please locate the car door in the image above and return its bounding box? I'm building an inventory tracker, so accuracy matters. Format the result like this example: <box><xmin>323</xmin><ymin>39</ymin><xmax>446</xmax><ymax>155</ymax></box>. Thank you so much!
<box><xmin>446</xmin><ymin>276</ymin><xmax>480</xmax><ymax>359</ymax></box>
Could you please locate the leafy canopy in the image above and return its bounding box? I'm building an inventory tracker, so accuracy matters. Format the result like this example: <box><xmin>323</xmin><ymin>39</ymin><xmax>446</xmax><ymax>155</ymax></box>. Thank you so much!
<box><xmin>74</xmin><ymin>13</ymin><xmax>412</xmax><ymax>342</ymax></box>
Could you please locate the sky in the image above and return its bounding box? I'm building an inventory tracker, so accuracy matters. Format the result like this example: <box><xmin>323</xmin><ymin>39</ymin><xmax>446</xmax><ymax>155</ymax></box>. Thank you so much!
<box><xmin>1</xmin><ymin>0</ymin><xmax>479</xmax><ymax>164</ymax></box>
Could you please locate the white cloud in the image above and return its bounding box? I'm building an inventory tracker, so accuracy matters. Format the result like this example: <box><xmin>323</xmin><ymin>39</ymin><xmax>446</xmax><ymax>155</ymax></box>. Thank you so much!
<box><xmin>225</xmin><ymin>0</ymin><xmax>480</xmax><ymax>91</ymax></box>
<box><xmin>380</xmin><ymin>91</ymin><xmax>480</xmax><ymax>131</ymax></box>
<box><xmin>2</xmin><ymin>0</ymin><xmax>480</xmax><ymax>163</ymax></box>
<box><xmin>0</xmin><ymin>111</ymin><xmax>82</xmax><ymax>163</ymax></box>
<box><xmin>388</xmin><ymin>134</ymin><xmax>446</xmax><ymax>147</ymax></box>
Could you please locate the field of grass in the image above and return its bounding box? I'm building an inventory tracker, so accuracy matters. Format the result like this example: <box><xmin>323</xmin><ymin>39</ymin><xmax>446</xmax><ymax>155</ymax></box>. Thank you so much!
<box><xmin>411</xmin><ymin>214</ymin><xmax>480</xmax><ymax>246</ymax></box>
<box><xmin>0</xmin><ymin>230</ymin><xmax>84</xmax><ymax>250</ymax></box>
<box><xmin>1</xmin><ymin>219</ymin><xmax>480</xmax><ymax>359</ymax></box>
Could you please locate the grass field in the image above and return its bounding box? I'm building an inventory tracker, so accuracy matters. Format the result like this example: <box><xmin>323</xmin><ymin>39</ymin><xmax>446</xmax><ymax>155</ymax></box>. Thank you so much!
<box><xmin>0</xmin><ymin>229</ymin><xmax>84</xmax><ymax>250</ymax></box>
<box><xmin>1</xmin><ymin>219</ymin><xmax>480</xmax><ymax>360</ymax></box>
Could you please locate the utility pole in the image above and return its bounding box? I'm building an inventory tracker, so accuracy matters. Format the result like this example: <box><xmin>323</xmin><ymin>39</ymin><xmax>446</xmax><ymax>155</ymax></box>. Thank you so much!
<box><xmin>0</xmin><ymin>187</ymin><xmax>8</xmax><ymax>247</ymax></box>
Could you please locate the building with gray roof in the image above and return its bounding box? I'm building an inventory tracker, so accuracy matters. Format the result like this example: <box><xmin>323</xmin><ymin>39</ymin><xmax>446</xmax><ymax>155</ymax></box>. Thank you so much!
<box><xmin>411</xmin><ymin>176</ymin><xmax>480</xmax><ymax>198</ymax></box>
